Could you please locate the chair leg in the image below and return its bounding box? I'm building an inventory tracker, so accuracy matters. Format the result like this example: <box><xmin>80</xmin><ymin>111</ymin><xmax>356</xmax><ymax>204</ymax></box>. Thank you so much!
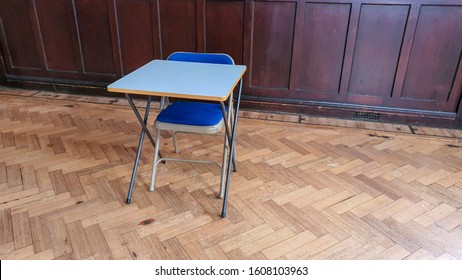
<box><xmin>150</xmin><ymin>129</ymin><xmax>162</xmax><ymax>192</ymax></box>
<box><xmin>173</xmin><ymin>131</ymin><xmax>180</xmax><ymax>153</ymax></box>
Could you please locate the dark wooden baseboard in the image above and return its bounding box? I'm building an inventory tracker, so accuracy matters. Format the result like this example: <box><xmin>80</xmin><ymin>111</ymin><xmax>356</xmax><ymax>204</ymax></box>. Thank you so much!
<box><xmin>2</xmin><ymin>77</ymin><xmax>460</xmax><ymax>129</ymax></box>
<box><xmin>240</xmin><ymin>98</ymin><xmax>458</xmax><ymax>129</ymax></box>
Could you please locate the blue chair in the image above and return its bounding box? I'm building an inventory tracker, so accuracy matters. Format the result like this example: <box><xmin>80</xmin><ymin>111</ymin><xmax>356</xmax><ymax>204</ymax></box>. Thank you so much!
<box><xmin>150</xmin><ymin>52</ymin><xmax>236</xmax><ymax>198</ymax></box>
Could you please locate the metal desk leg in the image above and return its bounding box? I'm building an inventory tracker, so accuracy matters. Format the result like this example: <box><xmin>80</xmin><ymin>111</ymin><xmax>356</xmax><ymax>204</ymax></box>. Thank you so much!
<box><xmin>221</xmin><ymin>78</ymin><xmax>243</xmax><ymax>218</ymax></box>
<box><xmin>125</xmin><ymin>94</ymin><xmax>154</xmax><ymax>204</ymax></box>
<box><xmin>220</xmin><ymin>102</ymin><xmax>237</xmax><ymax>172</ymax></box>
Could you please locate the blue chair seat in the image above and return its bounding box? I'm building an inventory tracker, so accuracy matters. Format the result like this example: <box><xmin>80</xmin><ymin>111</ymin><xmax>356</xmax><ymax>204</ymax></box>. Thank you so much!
<box><xmin>156</xmin><ymin>102</ymin><xmax>223</xmax><ymax>126</ymax></box>
<box><xmin>155</xmin><ymin>101</ymin><xmax>225</xmax><ymax>134</ymax></box>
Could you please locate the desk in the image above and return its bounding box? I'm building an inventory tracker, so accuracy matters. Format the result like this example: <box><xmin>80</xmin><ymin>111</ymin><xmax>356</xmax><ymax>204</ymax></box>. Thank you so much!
<box><xmin>108</xmin><ymin>60</ymin><xmax>246</xmax><ymax>217</ymax></box>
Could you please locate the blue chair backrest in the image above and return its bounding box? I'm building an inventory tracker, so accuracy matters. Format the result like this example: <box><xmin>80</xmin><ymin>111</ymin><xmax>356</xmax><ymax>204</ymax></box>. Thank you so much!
<box><xmin>167</xmin><ymin>52</ymin><xmax>234</xmax><ymax>65</ymax></box>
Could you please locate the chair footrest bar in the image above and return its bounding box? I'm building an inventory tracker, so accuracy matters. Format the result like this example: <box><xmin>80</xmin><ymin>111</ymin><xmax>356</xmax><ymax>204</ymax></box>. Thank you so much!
<box><xmin>157</xmin><ymin>157</ymin><xmax>221</xmax><ymax>167</ymax></box>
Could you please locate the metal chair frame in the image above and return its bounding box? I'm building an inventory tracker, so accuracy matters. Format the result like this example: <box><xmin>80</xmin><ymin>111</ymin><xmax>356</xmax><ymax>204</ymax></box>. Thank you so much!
<box><xmin>149</xmin><ymin>52</ymin><xmax>237</xmax><ymax>199</ymax></box>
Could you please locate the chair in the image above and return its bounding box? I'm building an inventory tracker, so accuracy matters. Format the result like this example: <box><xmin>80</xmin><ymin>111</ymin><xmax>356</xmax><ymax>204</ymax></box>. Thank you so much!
<box><xmin>150</xmin><ymin>52</ymin><xmax>237</xmax><ymax>198</ymax></box>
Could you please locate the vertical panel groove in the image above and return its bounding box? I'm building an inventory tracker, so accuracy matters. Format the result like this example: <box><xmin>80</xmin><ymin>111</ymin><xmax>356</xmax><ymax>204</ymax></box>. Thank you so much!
<box><xmin>112</xmin><ymin>0</ymin><xmax>123</xmax><ymax>75</ymax></box>
<box><xmin>339</xmin><ymin>2</ymin><xmax>361</xmax><ymax>96</ymax></box>
<box><xmin>71</xmin><ymin>0</ymin><xmax>86</xmax><ymax>74</ymax></box>
<box><xmin>155</xmin><ymin>0</ymin><xmax>163</xmax><ymax>59</ymax></box>
<box><xmin>337</xmin><ymin>6</ymin><xmax>352</xmax><ymax>95</ymax></box>
<box><xmin>30</xmin><ymin>0</ymin><xmax>47</xmax><ymax>71</ymax></box>
<box><xmin>448</xmin><ymin>49</ymin><xmax>462</xmax><ymax>102</ymax></box>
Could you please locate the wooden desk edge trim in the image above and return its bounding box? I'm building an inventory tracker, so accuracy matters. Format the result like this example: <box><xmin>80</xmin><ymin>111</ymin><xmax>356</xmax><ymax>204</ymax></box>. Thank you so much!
<box><xmin>107</xmin><ymin>69</ymin><xmax>246</xmax><ymax>102</ymax></box>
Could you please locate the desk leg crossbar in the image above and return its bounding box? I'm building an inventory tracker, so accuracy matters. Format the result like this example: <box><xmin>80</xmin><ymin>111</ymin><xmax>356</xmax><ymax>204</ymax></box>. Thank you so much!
<box><xmin>125</xmin><ymin>94</ymin><xmax>161</xmax><ymax>204</ymax></box>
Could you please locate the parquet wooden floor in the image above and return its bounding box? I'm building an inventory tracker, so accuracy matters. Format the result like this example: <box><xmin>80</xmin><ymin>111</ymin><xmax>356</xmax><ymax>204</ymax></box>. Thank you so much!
<box><xmin>1</xmin><ymin>88</ymin><xmax>462</xmax><ymax>260</ymax></box>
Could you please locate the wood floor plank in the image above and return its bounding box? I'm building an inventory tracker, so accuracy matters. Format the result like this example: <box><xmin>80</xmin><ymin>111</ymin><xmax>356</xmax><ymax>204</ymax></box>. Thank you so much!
<box><xmin>84</xmin><ymin>224</ymin><xmax>113</xmax><ymax>260</ymax></box>
<box><xmin>262</xmin><ymin>230</ymin><xmax>317</xmax><ymax>259</ymax></box>
<box><xmin>219</xmin><ymin>224</ymin><xmax>274</xmax><ymax>253</ymax></box>
<box><xmin>404</xmin><ymin>249</ymin><xmax>437</xmax><ymax>260</ymax></box>
<box><xmin>435</xmin><ymin>210</ymin><xmax>462</xmax><ymax>231</ymax></box>
<box><xmin>29</xmin><ymin>215</ymin><xmax>52</xmax><ymax>253</ymax></box>
<box><xmin>121</xmin><ymin>231</ymin><xmax>151</xmax><ymax>260</ymax></box>
<box><xmin>47</xmin><ymin>218</ymin><xmax>72</xmax><ymax>258</ymax></box>
<box><xmin>310</xmin><ymin>237</ymin><xmax>362</xmax><ymax>260</ymax></box>
<box><xmin>0</xmin><ymin>245</ymin><xmax>34</xmax><ymax>259</ymax></box>
<box><xmin>66</xmin><ymin>221</ymin><xmax>93</xmax><ymax>259</ymax></box>
<box><xmin>182</xmin><ymin>241</ymin><xmax>210</xmax><ymax>260</ymax></box>
<box><xmin>12</xmin><ymin>212</ymin><xmax>32</xmax><ymax>249</ymax></box>
<box><xmin>156</xmin><ymin>214</ymin><xmax>213</xmax><ymax>242</ymax></box>
<box><xmin>162</xmin><ymin>237</ymin><xmax>190</xmax><ymax>260</ymax></box>
<box><xmin>0</xmin><ymin>241</ymin><xmax>14</xmax><ymax>255</ymax></box>
<box><xmin>239</xmin><ymin>227</ymin><xmax>295</xmax><ymax>257</ymax></box>
<box><xmin>413</xmin><ymin>203</ymin><xmax>457</xmax><ymax>227</ymax></box>
<box><xmin>372</xmin><ymin>244</ymin><xmax>411</xmax><ymax>260</ymax></box>
<box><xmin>286</xmin><ymin>233</ymin><xmax>339</xmax><ymax>259</ymax></box>
<box><xmin>103</xmin><ymin>228</ymin><xmax>133</xmax><ymax>260</ymax></box>
<box><xmin>204</xmin><ymin>245</ymin><xmax>229</xmax><ymax>260</ymax></box>
<box><xmin>6</xmin><ymin>164</ymin><xmax>22</xmax><ymax>188</ymax></box>
<box><xmin>141</xmin><ymin>234</ymin><xmax>171</xmax><ymax>260</ymax></box>
<box><xmin>21</xmin><ymin>249</ymin><xmax>55</xmax><ymax>260</ymax></box>
<box><xmin>0</xmin><ymin>209</ymin><xmax>13</xmax><ymax>245</ymax></box>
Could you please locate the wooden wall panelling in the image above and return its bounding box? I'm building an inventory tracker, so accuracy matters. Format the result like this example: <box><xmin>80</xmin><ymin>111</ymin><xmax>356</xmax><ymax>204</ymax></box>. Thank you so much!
<box><xmin>400</xmin><ymin>5</ymin><xmax>462</xmax><ymax>113</ymax></box>
<box><xmin>338</xmin><ymin>1</ymin><xmax>361</xmax><ymax>97</ymax></box>
<box><xmin>34</xmin><ymin>0</ymin><xmax>83</xmax><ymax>80</ymax></box>
<box><xmin>347</xmin><ymin>4</ymin><xmax>409</xmax><ymax>98</ymax></box>
<box><xmin>73</xmin><ymin>0</ymin><xmax>120</xmax><ymax>81</ymax></box>
<box><xmin>390</xmin><ymin>2</ymin><xmax>420</xmax><ymax>105</ymax></box>
<box><xmin>249</xmin><ymin>0</ymin><xmax>296</xmax><ymax>91</ymax></box>
<box><xmin>115</xmin><ymin>0</ymin><xmax>159</xmax><ymax>75</ymax></box>
<box><xmin>107</xmin><ymin>0</ymin><xmax>122</xmax><ymax>79</ymax></box>
<box><xmin>205</xmin><ymin>0</ymin><xmax>245</xmax><ymax>65</ymax></box>
<box><xmin>454</xmin><ymin>66</ymin><xmax>462</xmax><ymax>127</ymax></box>
<box><xmin>242</xmin><ymin>0</ymin><xmax>253</xmax><ymax>91</ymax></box>
<box><xmin>295</xmin><ymin>2</ymin><xmax>351</xmax><ymax>96</ymax></box>
<box><xmin>0</xmin><ymin>0</ymin><xmax>43</xmax><ymax>76</ymax></box>
<box><xmin>159</xmin><ymin>0</ymin><xmax>198</xmax><ymax>58</ymax></box>
<box><xmin>0</xmin><ymin>40</ymin><xmax>5</xmax><ymax>84</ymax></box>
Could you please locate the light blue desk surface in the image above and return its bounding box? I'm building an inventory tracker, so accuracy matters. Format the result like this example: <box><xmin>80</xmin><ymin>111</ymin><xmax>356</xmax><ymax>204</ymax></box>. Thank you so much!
<box><xmin>107</xmin><ymin>60</ymin><xmax>246</xmax><ymax>101</ymax></box>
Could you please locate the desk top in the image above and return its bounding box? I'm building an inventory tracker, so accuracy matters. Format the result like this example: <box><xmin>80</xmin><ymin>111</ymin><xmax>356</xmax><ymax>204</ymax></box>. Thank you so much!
<box><xmin>107</xmin><ymin>60</ymin><xmax>246</xmax><ymax>101</ymax></box>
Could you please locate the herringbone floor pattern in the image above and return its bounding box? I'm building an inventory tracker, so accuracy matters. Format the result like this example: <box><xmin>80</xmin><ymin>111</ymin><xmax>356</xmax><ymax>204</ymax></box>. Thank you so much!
<box><xmin>1</xmin><ymin>88</ymin><xmax>462</xmax><ymax>260</ymax></box>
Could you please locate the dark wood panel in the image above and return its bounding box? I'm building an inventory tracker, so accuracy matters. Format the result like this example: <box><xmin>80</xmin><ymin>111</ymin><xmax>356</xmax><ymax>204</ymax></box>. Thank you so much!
<box><xmin>159</xmin><ymin>0</ymin><xmax>197</xmax><ymax>58</ymax></box>
<box><xmin>250</xmin><ymin>0</ymin><xmax>296</xmax><ymax>90</ymax></box>
<box><xmin>348</xmin><ymin>4</ymin><xmax>409</xmax><ymax>97</ymax></box>
<box><xmin>0</xmin><ymin>41</ymin><xmax>6</xmax><ymax>84</ymax></box>
<box><xmin>205</xmin><ymin>0</ymin><xmax>244</xmax><ymax>64</ymax></box>
<box><xmin>116</xmin><ymin>0</ymin><xmax>157</xmax><ymax>74</ymax></box>
<box><xmin>296</xmin><ymin>3</ymin><xmax>350</xmax><ymax>94</ymax></box>
<box><xmin>35</xmin><ymin>0</ymin><xmax>80</xmax><ymax>73</ymax></box>
<box><xmin>401</xmin><ymin>5</ymin><xmax>462</xmax><ymax>110</ymax></box>
<box><xmin>0</xmin><ymin>0</ymin><xmax>42</xmax><ymax>70</ymax></box>
<box><xmin>74</xmin><ymin>0</ymin><xmax>116</xmax><ymax>75</ymax></box>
